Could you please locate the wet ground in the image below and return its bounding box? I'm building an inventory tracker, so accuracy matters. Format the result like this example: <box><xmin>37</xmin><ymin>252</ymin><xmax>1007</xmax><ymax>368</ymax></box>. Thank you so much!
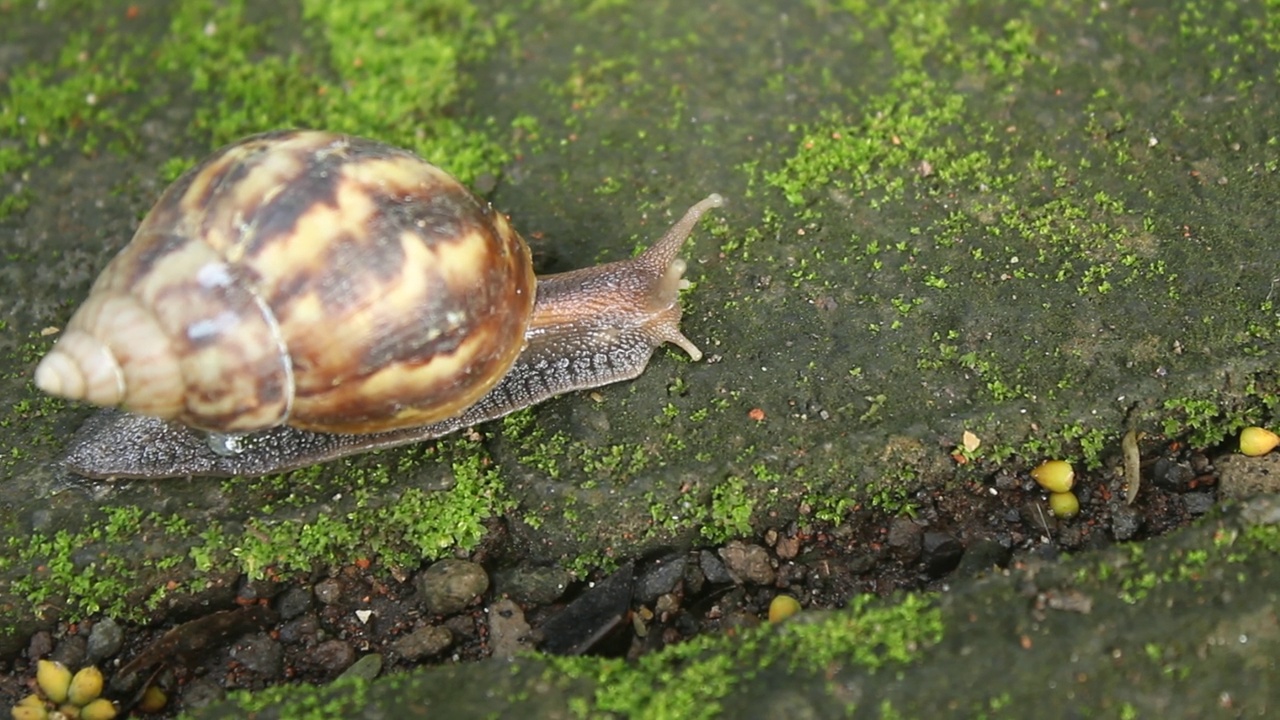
<box><xmin>2</xmin><ymin>0</ymin><xmax>1279</xmax><ymax>717</ymax></box>
<box><xmin>1</xmin><ymin>433</ymin><xmax>1255</xmax><ymax>717</ymax></box>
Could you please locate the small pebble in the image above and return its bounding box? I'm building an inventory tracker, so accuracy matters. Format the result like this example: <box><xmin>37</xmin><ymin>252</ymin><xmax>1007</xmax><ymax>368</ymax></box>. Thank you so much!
<box><xmin>846</xmin><ymin>551</ymin><xmax>878</xmax><ymax>575</ymax></box>
<box><xmin>229</xmin><ymin>633</ymin><xmax>282</xmax><ymax>677</ymax></box>
<box><xmin>487</xmin><ymin>598</ymin><xmax>532</xmax><ymax>659</ymax></box>
<box><xmin>886</xmin><ymin>518</ymin><xmax>924</xmax><ymax>564</ymax></box>
<box><xmin>275</xmin><ymin>586</ymin><xmax>314</xmax><ymax>620</ymax></box>
<box><xmin>1152</xmin><ymin>457</ymin><xmax>1195</xmax><ymax>491</ymax></box>
<box><xmin>389</xmin><ymin>625</ymin><xmax>453</xmax><ymax>661</ymax></box>
<box><xmin>1218</xmin><ymin>453</ymin><xmax>1280</xmax><ymax>498</ymax></box>
<box><xmin>955</xmin><ymin>538</ymin><xmax>1012</xmax><ymax>576</ymax></box>
<box><xmin>308</xmin><ymin>639</ymin><xmax>356</xmax><ymax>675</ymax></box>
<box><xmin>698</xmin><ymin>550</ymin><xmax>734</xmax><ymax>584</ymax></box>
<box><xmin>719</xmin><ymin>541</ymin><xmax>776</xmax><ymax>585</ymax></box>
<box><xmin>443</xmin><ymin>615</ymin><xmax>478</xmax><ymax>640</ymax></box>
<box><xmin>636</xmin><ymin>554</ymin><xmax>686</xmax><ymax>603</ymax></box>
<box><xmin>313</xmin><ymin>578</ymin><xmax>344</xmax><ymax>606</ymax></box>
<box><xmin>921</xmin><ymin>532</ymin><xmax>965</xmax><ymax>576</ymax></box>
<box><xmin>491</xmin><ymin>565</ymin><xmax>572</xmax><ymax>606</ymax></box>
<box><xmin>338</xmin><ymin>654</ymin><xmax>383</xmax><ymax>682</ymax></box>
<box><xmin>1110</xmin><ymin>503</ymin><xmax>1141</xmax><ymax>540</ymax></box>
<box><xmin>277</xmin><ymin>614</ymin><xmax>319</xmax><ymax>645</ymax></box>
<box><xmin>27</xmin><ymin>631</ymin><xmax>53</xmax><ymax>661</ymax></box>
<box><xmin>85</xmin><ymin>618</ymin><xmax>124</xmax><ymax>665</ymax></box>
<box><xmin>774</xmin><ymin>533</ymin><xmax>801</xmax><ymax>560</ymax></box>
<box><xmin>655</xmin><ymin>593</ymin><xmax>680</xmax><ymax>617</ymax></box>
<box><xmin>1182</xmin><ymin>492</ymin><xmax>1216</xmax><ymax>516</ymax></box>
<box><xmin>179</xmin><ymin>677</ymin><xmax>225</xmax><ymax>709</ymax></box>
<box><xmin>50</xmin><ymin>635</ymin><xmax>87</xmax><ymax>670</ymax></box>
<box><xmin>416</xmin><ymin>560</ymin><xmax>490</xmax><ymax>616</ymax></box>
<box><xmin>237</xmin><ymin>577</ymin><xmax>279</xmax><ymax>603</ymax></box>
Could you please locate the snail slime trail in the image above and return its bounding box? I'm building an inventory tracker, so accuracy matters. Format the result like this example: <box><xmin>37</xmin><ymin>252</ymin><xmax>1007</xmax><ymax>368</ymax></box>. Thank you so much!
<box><xmin>35</xmin><ymin>130</ymin><xmax>725</xmax><ymax>479</ymax></box>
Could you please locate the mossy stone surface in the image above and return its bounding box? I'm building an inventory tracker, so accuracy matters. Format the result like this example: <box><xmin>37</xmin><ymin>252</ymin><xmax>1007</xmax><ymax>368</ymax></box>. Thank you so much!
<box><xmin>0</xmin><ymin>0</ymin><xmax>1278</xmax><ymax>715</ymax></box>
<box><xmin>185</xmin><ymin>496</ymin><xmax>1280</xmax><ymax>718</ymax></box>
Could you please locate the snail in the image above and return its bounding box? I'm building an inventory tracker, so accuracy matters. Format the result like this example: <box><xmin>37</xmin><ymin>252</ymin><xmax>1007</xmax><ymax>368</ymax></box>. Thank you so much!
<box><xmin>34</xmin><ymin>130</ymin><xmax>724</xmax><ymax>479</ymax></box>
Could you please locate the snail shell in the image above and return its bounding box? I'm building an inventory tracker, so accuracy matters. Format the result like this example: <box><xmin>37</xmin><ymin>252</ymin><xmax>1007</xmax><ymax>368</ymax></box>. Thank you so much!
<box><xmin>35</xmin><ymin>130</ymin><xmax>724</xmax><ymax>479</ymax></box>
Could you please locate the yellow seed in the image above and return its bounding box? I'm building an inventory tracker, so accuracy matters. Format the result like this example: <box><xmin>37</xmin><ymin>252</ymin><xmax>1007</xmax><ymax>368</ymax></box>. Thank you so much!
<box><xmin>16</xmin><ymin>695</ymin><xmax>46</xmax><ymax>709</ymax></box>
<box><xmin>768</xmin><ymin>594</ymin><xmax>802</xmax><ymax>623</ymax></box>
<box><xmin>78</xmin><ymin>699</ymin><xmax>118</xmax><ymax>720</ymax></box>
<box><xmin>1049</xmin><ymin>491</ymin><xmax>1080</xmax><ymax>519</ymax></box>
<box><xmin>10</xmin><ymin>703</ymin><xmax>48</xmax><ymax>720</ymax></box>
<box><xmin>67</xmin><ymin>666</ymin><xmax>104</xmax><ymax>707</ymax></box>
<box><xmin>1031</xmin><ymin>459</ymin><xmax>1075</xmax><ymax>493</ymax></box>
<box><xmin>1240</xmin><ymin>426</ymin><xmax>1280</xmax><ymax>457</ymax></box>
<box><xmin>57</xmin><ymin>704</ymin><xmax>81</xmax><ymax>719</ymax></box>
<box><xmin>36</xmin><ymin>660</ymin><xmax>72</xmax><ymax>704</ymax></box>
<box><xmin>137</xmin><ymin>685</ymin><xmax>168</xmax><ymax>713</ymax></box>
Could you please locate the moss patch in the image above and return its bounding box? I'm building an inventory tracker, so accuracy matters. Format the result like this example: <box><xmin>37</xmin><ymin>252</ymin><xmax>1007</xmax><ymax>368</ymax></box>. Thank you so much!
<box><xmin>184</xmin><ymin>591</ymin><xmax>944</xmax><ymax>719</ymax></box>
<box><xmin>0</xmin><ymin>438</ymin><xmax>510</xmax><ymax>625</ymax></box>
<box><xmin>2</xmin><ymin>0</ymin><xmax>1279</xmax><ymax>668</ymax></box>
<box><xmin>0</xmin><ymin>0</ymin><xmax>517</xmax><ymax>632</ymax></box>
<box><xmin>177</xmin><ymin>496</ymin><xmax>1280</xmax><ymax>717</ymax></box>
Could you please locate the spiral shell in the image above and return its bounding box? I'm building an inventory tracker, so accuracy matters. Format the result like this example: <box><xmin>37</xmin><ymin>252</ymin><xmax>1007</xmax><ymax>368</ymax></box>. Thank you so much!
<box><xmin>35</xmin><ymin>130</ymin><xmax>535</xmax><ymax>434</ymax></box>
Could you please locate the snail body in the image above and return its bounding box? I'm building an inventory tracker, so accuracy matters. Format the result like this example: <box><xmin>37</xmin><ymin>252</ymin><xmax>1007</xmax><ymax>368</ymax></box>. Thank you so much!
<box><xmin>35</xmin><ymin>130</ymin><xmax>723</xmax><ymax>479</ymax></box>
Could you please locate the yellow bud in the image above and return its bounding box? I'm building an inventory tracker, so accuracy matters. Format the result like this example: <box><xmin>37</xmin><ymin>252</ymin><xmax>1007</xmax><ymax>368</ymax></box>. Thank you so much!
<box><xmin>36</xmin><ymin>660</ymin><xmax>72</xmax><ymax>704</ymax></box>
<box><xmin>1049</xmin><ymin>491</ymin><xmax>1080</xmax><ymax>519</ymax></box>
<box><xmin>67</xmin><ymin>666</ymin><xmax>103</xmax><ymax>706</ymax></box>
<box><xmin>768</xmin><ymin>594</ymin><xmax>802</xmax><ymax>623</ymax></box>
<box><xmin>10</xmin><ymin>704</ymin><xmax>48</xmax><ymax>720</ymax></box>
<box><xmin>1240</xmin><ymin>426</ymin><xmax>1280</xmax><ymax>457</ymax></box>
<box><xmin>1031</xmin><ymin>459</ymin><xmax>1075</xmax><ymax>493</ymax></box>
<box><xmin>137</xmin><ymin>685</ymin><xmax>168</xmax><ymax>714</ymax></box>
<box><xmin>78</xmin><ymin>699</ymin><xmax>118</xmax><ymax>720</ymax></box>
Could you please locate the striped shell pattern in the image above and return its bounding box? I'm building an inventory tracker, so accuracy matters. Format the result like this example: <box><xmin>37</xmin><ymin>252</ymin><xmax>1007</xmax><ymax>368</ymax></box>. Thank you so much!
<box><xmin>35</xmin><ymin>130</ymin><xmax>536</xmax><ymax>435</ymax></box>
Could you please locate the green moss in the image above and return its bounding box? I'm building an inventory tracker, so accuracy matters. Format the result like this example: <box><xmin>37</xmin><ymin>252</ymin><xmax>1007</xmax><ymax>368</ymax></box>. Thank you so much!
<box><xmin>1067</xmin><ymin>511</ymin><xmax>1280</xmax><ymax>609</ymax></box>
<box><xmin>3</xmin><ymin>436</ymin><xmax>510</xmax><ymax>622</ymax></box>
<box><xmin>0</xmin><ymin>5</ymin><xmax>154</xmax><ymax>186</ymax></box>
<box><xmin>697</xmin><ymin>0</ymin><xmax>1280</xmax><ymax>525</ymax></box>
<box><xmin>1241</xmin><ymin>523</ymin><xmax>1280</xmax><ymax>555</ymax></box>
<box><xmin>762</xmin><ymin>0</ymin><xmax>1044</xmax><ymax>213</ymax></box>
<box><xmin>700</xmin><ymin>475</ymin><xmax>754</xmax><ymax>543</ymax></box>
<box><xmin>1159</xmin><ymin>396</ymin><xmax>1238</xmax><ymax>448</ymax></box>
<box><xmin>178</xmin><ymin>587</ymin><xmax>939</xmax><ymax>716</ymax></box>
<box><xmin>0</xmin><ymin>0</ymin><xmax>509</xmax><ymax>199</ymax></box>
<box><xmin>223</xmin><ymin>439</ymin><xmax>513</xmax><ymax>580</ymax></box>
<box><xmin>6</xmin><ymin>0</ymin><xmax>1280</xmax><ymax>655</ymax></box>
<box><xmin>782</xmin><ymin>594</ymin><xmax>943</xmax><ymax>673</ymax></box>
<box><xmin>146</xmin><ymin>0</ymin><xmax>509</xmax><ymax>180</ymax></box>
<box><xmin>228</xmin><ymin>673</ymin><xmax>373</xmax><ymax>717</ymax></box>
<box><xmin>551</xmin><ymin>592</ymin><xmax>942</xmax><ymax>719</ymax></box>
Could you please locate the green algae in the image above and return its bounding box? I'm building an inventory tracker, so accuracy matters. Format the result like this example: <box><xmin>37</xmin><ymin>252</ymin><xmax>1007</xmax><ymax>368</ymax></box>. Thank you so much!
<box><xmin>1</xmin><ymin>0</ymin><xmax>1278</xmax><ymax>675</ymax></box>
<box><xmin>0</xmin><ymin>0</ymin><xmax>1278</xmax><ymax>715</ymax></box>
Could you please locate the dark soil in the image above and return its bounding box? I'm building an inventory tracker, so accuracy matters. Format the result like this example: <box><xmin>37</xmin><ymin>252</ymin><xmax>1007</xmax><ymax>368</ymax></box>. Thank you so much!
<box><xmin>0</xmin><ymin>435</ymin><xmax>1222</xmax><ymax>718</ymax></box>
